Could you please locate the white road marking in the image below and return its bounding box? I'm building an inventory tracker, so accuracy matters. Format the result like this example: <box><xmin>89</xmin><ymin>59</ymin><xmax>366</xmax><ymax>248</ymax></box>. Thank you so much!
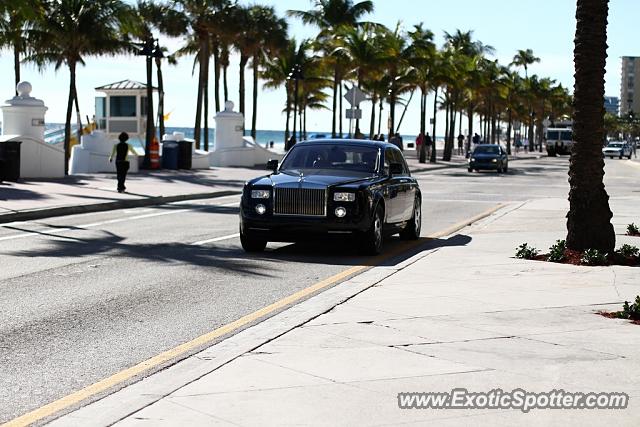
<box><xmin>221</xmin><ymin>202</ymin><xmax>240</xmax><ymax>207</ymax></box>
<box><xmin>191</xmin><ymin>233</ymin><xmax>240</xmax><ymax>246</ymax></box>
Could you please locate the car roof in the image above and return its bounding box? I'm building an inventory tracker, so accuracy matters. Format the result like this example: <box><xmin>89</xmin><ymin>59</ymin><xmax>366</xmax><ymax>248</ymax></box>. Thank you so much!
<box><xmin>294</xmin><ymin>138</ymin><xmax>396</xmax><ymax>150</ymax></box>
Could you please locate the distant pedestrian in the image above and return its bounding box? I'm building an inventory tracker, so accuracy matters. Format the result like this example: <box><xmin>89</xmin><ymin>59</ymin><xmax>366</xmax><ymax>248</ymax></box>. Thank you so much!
<box><xmin>472</xmin><ymin>133</ymin><xmax>480</xmax><ymax>147</ymax></box>
<box><xmin>109</xmin><ymin>132</ymin><xmax>137</xmax><ymax>193</ymax></box>
<box><xmin>457</xmin><ymin>134</ymin><xmax>464</xmax><ymax>155</ymax></box>
<box><xmin>415</xmin><ymin>133</ymin><xmax>424</xmax><ymax>157</ymax></box>
<box><xmin>425</xmin><ymin>133</ymin><xmax>433</xmax><ymax>161</ymax></box>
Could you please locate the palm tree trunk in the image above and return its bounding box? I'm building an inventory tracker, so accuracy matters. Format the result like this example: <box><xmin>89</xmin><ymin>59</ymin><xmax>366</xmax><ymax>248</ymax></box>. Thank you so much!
<box><xmin>204</xmin><ymin>47</ymin><xmax>210</xmax><ymax>152</ymax></box>
<box><xmin>194</xmin><ymin>47</ymin><xmax>205</xmax><ymax>149</ymax></box>
<box><xmin>64</xmin><ymin>62</ymin><xmax>76</xmax><ymax>175</ymax></box>
<box><xmin>223</xmin><ymin>63</ymin><xmax>229</xmax><ymax>102</ymax></box>
<box><xmin>443</xmin><ymin>100</ymin><xmax>450</xmax><ymax>161</ymax></box>
<box><xmin>239</xmin><ymin>54</ymin><xmax>249</xmax><ymax>117</ymax></box>
<box><xmin>467</xmin><ymin>105</ymin><xmax>473</xmax><ymax>156</ymax></box>
<box><xmin>251</xmin><ymin>55</ymin><xmax>259</xmax><ymax>140</ymax></box>
<box><xmin>13</xmin><ymin>45</ymin><xmax>20</xmax><ymax>96</ymax></box>
<box><xmin>213</xmin><ymin>47</ymin><xmax>221</xmax><ymax>113</ymax></box>
<box><xmin>156</xmin><ymin>57</ymin><xmax>165</xmax><ymax>139</ymax></box>
<box><xmin>377</xmin><ymin>99</ymin><xmax>383</xmax><ymax>136</ymax></box>
<box><xmin>431</xmin><ymin>87</ymin><xmax>438</xmax><ymax>163</ymax></box>
<box><xmin>506</xmin><ymin>108</ymin><xmax>513</xmax><ymax>155</ymax></box>
<box><xmin>285</xmin><ymin>83</ymin><xmax>291</xmax><ymax>143</ymax></box>
<box><xmin>332</xmin><ymin>67</ymin><xmax>338</xmax><ymax>137</ymax></box>
<box><xmin>74</xmin><ymin>91</ymin><xmax>83</xmax><ymax>145</ymax></box>
<box><xmin>369</xmin><ymin>94</ymin><xmax>376</xmax><ymax>139</ymax></box>
<box><xmin>339</xmin><ymin>80</ymin><xmax>343</xmax><ymax>137</ymax></box>
<box><xmin>303</xmin><ymin>105</ymin><xmax>307</xmax><ymax>140</ymax></box>
<box><xmin>566</xmin><ymin>0</ymin><xmax>615</xmax><ymax>253</ymax></box>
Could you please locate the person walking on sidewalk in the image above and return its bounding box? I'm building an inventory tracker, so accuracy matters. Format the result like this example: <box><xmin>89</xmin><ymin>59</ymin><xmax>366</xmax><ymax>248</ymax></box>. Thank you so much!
<box><xmin>457</xmin><ymin>134</ymin><xmax>464</xmax><ymax>155</ymax></box>
<box><xmin>109</xmin><ymin>132</ymin><xmax>137</xmax><ymax>193</ymax></box>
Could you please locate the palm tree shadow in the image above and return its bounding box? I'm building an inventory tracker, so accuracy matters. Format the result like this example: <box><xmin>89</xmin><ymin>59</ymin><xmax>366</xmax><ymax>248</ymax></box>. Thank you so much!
<box><xmin>6</xmin><ymin>231</ymin><xmax>276</xmax><ymax>278</ymax></box>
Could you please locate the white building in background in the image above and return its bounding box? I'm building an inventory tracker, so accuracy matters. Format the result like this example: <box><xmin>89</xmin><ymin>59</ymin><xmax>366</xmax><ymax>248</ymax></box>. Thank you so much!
<box><xmin>621</xmin><ymin>56</ymin><xmax>640</xmax><ymax>115</ymax></box>
<box><xmin>94</xmin><ymin>79</ymin><xmax>156</xmax><ymax>139</ymax></box>
<box><xmin>604</xmin><ymin>96</ymin><xmax>619</xmax><ymax>116</ymax></box>
<box><xmin>211</xmin><ymin>101</ymin><xmax>282</xmax><ymax>167</ymax></box>
<box><xmin>0</xmin><ymin>81</ymin><xmax>64</xmax><ymax>178</ymax></box>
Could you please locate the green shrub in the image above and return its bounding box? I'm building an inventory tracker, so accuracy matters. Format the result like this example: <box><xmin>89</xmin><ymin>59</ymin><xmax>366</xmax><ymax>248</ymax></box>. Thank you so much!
<box><xmin>547</xmin><ymin>240</ymin><xmax>566</xmax><ymax>262</ymax></box>
<box><xmin>581</xmin><ymin>248</ymin><xmax>608</xmax><ymax>266</ymax></box>
<box><xmin>615</xmin><ymin>296</ymin><xmax>640</xmax><ymax>320</ymax></box>
<box><xmin>628</xmin><ymin>223</ymin><xmax>640</xmax><ymax>235</ymax></box>
<box><xmin>515</xmin><ymin>243</ymin><xmax>539</xmax><ymax>259</ymax></box>
<box><xmin>617</xmin><ymin>244</ymin><xmax>640</xmax><ymax>258</ymax></box>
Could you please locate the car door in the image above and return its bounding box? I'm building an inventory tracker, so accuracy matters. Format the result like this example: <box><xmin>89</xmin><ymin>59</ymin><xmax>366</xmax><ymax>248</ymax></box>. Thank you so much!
<box><xmin>383</xmin><ymin>148</ymin><xmax>402</xmax><ymax>223</ymax></box>
<box><xmin>394</xmin><ymin>150</ymin><xmax>415</xmax><ymax>221</ymax></box>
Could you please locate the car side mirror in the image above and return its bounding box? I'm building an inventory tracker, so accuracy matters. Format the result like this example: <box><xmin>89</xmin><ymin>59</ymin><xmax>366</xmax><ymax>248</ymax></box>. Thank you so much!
<box><xmin>389</xmin><ymin>162</ymin><xmax>403</xmax><ymax>176</ymax></box>
<box><xmin>267</xmin><ymin>159</ymin><xmax>278</xmax><ymax>173</ymax></box>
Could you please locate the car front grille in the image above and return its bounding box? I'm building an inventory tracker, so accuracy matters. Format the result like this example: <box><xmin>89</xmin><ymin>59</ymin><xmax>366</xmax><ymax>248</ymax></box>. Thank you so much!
<box><xmin>274</xmin><ymin>188</ymin><xmax>326</xmax><ymax>216</ymax></box>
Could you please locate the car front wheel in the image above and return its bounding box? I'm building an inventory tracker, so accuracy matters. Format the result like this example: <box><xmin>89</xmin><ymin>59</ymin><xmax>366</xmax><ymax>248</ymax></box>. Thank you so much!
<box><xmin>360</xmin><ymin>205</ymin><xmax>384</xmax><ymax>255</ymax></box>
<box><xmin>400</xmin><ymin>197</ymin><xmax>421</xmax><ymax>240</ymax></box>
<box><xmin>240</xmin><ymin>227</ymin><xmax>267</xmax><ymax>252</ymax></box>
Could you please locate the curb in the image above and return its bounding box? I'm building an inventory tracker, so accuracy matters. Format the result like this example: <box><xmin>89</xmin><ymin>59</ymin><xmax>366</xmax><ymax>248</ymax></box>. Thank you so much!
<box><xmin>0</xmin><ymin>190</ymin><xmax>241</xmax><ymax>224</ymax></box>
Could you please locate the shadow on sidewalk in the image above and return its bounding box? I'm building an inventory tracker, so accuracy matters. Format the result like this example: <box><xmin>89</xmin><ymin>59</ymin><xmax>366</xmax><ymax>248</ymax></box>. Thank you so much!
<box><xmin>0</xmin><ymin>186</ymin><xmax>51</xmax><ymax>202</ymax></box>
<box><xmin>4</xmin><ymin>230</ymin><xmax>276</xmax><ymax>278</ymax></box>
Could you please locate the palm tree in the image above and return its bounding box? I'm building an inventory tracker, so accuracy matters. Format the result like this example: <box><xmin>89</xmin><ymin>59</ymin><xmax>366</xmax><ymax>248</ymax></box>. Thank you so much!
<box><xmin>288</xmin><ymin>0</ymin><xmax>374</xmax><ymax>138</ymax></box>
<box><xmin>27</xmin><ymin>0</ymin><xmax>129</xmax><ymax>175</ymax></box>
<box><xmin>263</xmin><ymin>38</ymin><xmax>313</xmax><ymax>143</ymax></box>
<box><xmin>407</xmin><ymin>23</ymin><xmax>435</xmax><ymax>147</ymax></box>
<box><xmin>566</xmin><ymin>0</ymin><xmax>615</xmax><ymax>253</ymax></box>
<box><xmin>1</xmin><ymin>1</ymin><xmax>44</xmax><ymax>94</ymax></box>
<box><xmin>511</xmin><ymin>48</ymin><xmax>540</xmax><ymax>151</ymax></box>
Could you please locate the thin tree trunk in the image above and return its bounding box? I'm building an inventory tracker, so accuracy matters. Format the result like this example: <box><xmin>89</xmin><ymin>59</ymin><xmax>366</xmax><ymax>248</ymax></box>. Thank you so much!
<box><xmin>284</xmin><ymin>82</ymin><xmax>291</xmax><ymax>143</ymax></box>
<box><xmin>566</xmin><ymin>0</ymin><xmax>615</xmax><ymax>252</ymax></box>
<box><xmin>431</xmin><ymin>87</ymin><xmax>438</xmax><ymax>163</ymax></box>
<box><xmin>73</xmin><ymin>91</ymin><xmax>83</xmax><ymax>146</ymax></box>
<box><xmin>156</xmin><ymin>57</ymin><xmax>165</xmax><ymax>139</ymax></box>
<box><xmin>251</xmin><ymin>55</ymin><xmax>259</xmax><ymax>140</ymax></box>
<box><xmin>213</xmin><ymin>47</ymin><xmax>221</xmax><ymax>114</ymax></box>
<box><xmin>369</xmin><ymin>94</ymin><xmax>376</xmax><ymax>139</ymax></box>
<box><xmin>377</xmin><ymin>99</ymin><xmax>383</xmax><ymax>136</ymax></box>
<box><xmin>64</xmin><ymin>63</ymin><xmax>76</xmax><ymax>175</ymax></box>
<box><xmin>443</xmin><ymin>100</ymin><xmax>450</xmax><ymax>161</ymax></box>
<box><xmin>467</xmin><ymin>106</ymin><xmax>473</xmax><ymax>156</ymax></box>
<box><xmin>332</xmin><ymin>67</ymin><xmax>338</xmax><ymax>137</ymax></box>
<box><xmin>194</xmin><ymin>46</ymin><xmax>204</xmax><ymax>149</ymax></box>
<box><xmin>303</xmin><ymin>105</ymin><xmax>307</xmax><ymax>140</ymax></box>
<box><xmin>239</xmin><ymin>54</ymin><xmax>249</xmax><ymax>117</ymax></box>
<box><xmin>223</xmin><ymin>63</ymin><xmax>229</xmax><ymax>102</ymax></box>
<box><xmin>14</xmin><ymin>45</ymin><xmax>20</xmax><ymax>96</ymax></box>
<box><xmin>506</xmin><ymin>108</ymin><xmax>513</xmax><ymax>155</ymax></box>
<box><xmin>204</xmin><ymin>46</ymin><xmax>210</xmax><ymax>152</ymax></box>
<box><xmin>339</xmin><ymin>80</ymin><xmax>343</xmax><ymax>137</ymax></box>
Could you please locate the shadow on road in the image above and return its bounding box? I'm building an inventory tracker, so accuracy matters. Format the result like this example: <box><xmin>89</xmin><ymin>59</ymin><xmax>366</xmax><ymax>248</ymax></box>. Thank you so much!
<box><xmin>5</xmin><ymin>230</ymin><xmax>276</xmax><ymax>278</ymax></box>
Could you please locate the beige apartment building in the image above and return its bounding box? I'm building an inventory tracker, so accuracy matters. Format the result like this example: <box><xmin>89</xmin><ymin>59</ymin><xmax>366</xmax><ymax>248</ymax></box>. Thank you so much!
<box><xmin>621</xmin><ymin>56</ymin><xmax>640</xmax><ymax>115</ymax></box>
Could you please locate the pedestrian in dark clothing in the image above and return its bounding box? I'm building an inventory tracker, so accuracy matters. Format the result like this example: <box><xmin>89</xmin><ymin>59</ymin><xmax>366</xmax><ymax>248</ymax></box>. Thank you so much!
<box><xmin>109</xmin><ymin>132</ymin><xmax>136</xmax><ymax>193</ymax></box>
<box><xmin>457</xmin><ymin>134</ymin><xmax>464</xmax><ymax>155</ymax></box>
<box><xmin>472</xmin><ymin>133</ymin><xmax>480</xmax><ymax>146</ymax></box>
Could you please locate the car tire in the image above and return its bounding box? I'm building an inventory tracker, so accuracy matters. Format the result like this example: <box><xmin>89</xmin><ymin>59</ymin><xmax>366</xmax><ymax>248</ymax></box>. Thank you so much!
<box><xmin>619</xmin><ymin>154</ymin><xmax>623</xmax><ymax>159</ymax></box>
<box><xmin>628</xmin><ymin>154</ymin><xmax>632</xmax><ymax>159</ymax></box>
<box><xmin>360</xmin><ymin>205</ymin><xmax>384</xmax><ymax>255</ymax></box>
<box><xmin>547</xmin><ymin>148</ymin><xmax>556</xmax><ymax>157</ymax></box>
<box><xmin>400</xmin><ymin>197</ymin><xmax>421</xmax><ymax>240</ymax></box>
<box><xmin>240</xmin><ymin>227</ymin><xmax>267</xmax><ymax>252</ymax></box>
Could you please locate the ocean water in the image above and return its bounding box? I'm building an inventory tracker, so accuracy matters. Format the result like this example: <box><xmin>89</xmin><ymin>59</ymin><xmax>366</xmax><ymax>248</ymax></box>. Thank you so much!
<box><xmin>40</xmin><ymin>123</ymin><xmax>443</xmax><ymax>150</ymax></box>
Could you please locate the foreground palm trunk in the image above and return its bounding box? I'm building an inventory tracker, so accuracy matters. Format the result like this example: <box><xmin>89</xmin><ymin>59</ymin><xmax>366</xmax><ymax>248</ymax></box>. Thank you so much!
<box><xmin>566</xmin><ymin>0</ymin><xmax>615</xmax><ymax>253</ymax></box>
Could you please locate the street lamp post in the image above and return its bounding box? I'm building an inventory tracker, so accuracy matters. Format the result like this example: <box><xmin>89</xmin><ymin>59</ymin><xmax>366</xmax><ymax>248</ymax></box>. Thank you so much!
<box><xmin>286</xmin><ymin>64</ymin><xmax>304</xmax><ymax>151</ymax></box>
<box><xmin>136</xmin><ymin>37</ymin><xmax>163</xmax><ymax>169</ymax></box>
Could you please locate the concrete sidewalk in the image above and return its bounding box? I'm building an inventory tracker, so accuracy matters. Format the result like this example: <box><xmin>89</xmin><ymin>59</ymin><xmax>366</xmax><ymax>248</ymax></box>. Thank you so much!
<box><xmin>49</xmin><ymin>196</ymin><xmax>640</xmax><ymax>426</ymax></box>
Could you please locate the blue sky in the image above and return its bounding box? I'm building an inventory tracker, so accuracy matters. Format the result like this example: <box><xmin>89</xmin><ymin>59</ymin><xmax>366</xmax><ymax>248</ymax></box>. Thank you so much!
<box><xmin>1</xmin><ymin>0</ymin><xmax>638</xmax><ymax>136</ymax></box>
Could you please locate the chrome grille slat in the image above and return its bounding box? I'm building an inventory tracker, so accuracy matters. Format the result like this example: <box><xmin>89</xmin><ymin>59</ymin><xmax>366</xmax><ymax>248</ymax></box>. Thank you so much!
<box><xmin>274</xmin><ymin>188</ymin><xmax>326</xmax><ymax>216</ymax></box>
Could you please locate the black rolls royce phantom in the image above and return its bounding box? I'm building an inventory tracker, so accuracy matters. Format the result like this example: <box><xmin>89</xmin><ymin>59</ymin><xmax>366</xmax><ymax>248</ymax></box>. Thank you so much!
<box><xmin>239</xmin><ymin>139</ymin><xmax>422</xmax><ymax>255</ymax></box>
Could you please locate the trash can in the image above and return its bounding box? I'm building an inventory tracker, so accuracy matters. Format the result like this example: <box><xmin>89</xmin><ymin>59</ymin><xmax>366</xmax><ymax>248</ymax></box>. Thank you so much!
<box><xmin>0</xmin><ymin>140</ymin><xmax>22</xmax><ymax>182</ymax></box>
<box><xmin>161</xmin><ymin>142</ymin><xmax>179</xmax><ymax>170</ymax></box>
<box><xmin>177</xmin><ymin>140</ymin><xmax>192</xmax><ymax>170</ymax></box>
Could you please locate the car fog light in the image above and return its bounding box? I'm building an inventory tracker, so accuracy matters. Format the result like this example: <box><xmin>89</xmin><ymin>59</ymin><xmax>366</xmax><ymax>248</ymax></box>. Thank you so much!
<box><xmin>335</xmin><ymin>207</ymin><xmax>347</xmax><ymax>218</ymax></box>
<box><xmin>255</xmin><ymin>204</ymin><xmax>266</xmax><ymax>215</ymax></box>
<box><xmin>491</xmin><ymin>158</ymin><xmax>497</xmax><ymax>163</ymax></box>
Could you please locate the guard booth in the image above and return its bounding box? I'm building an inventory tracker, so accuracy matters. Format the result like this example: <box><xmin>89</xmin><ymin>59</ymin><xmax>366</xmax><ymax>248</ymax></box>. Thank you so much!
<box><xmin>94</xmin><ymin>79</ymin><xmax>157</xmax><ymax>141</ymax></box>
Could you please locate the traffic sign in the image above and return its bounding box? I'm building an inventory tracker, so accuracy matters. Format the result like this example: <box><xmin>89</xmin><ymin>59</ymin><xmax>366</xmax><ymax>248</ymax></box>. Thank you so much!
<box><xmin>346</xmin><ymin>108</ymin><xmax>362</xmax><ymax>119</ymax></box>
<box><xmin>344</xmin><ymin>86</ymin><xmax>367</xmax><ymax>106</ymax></box>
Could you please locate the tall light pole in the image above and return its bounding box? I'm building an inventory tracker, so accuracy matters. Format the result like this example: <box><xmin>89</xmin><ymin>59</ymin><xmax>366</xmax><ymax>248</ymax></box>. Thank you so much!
<box><xmin>286</xmin><ymin>64</ymin><xmax>304</xmax><ymax>150</ymax></box>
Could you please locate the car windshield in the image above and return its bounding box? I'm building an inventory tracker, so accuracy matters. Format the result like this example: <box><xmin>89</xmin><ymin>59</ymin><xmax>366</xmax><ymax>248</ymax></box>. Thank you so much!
<box><xmin>607</xmin><ymin>143</ymin><xmax>623</xmax><ymax>148</ymax></box>
<box><xmin>280</xmin><ymin>144</ymin><xmax>380</xmax><ymax>175</ymax></box>
<box><xmin>473</xmin><ymin>145</ymin><xmax>500</xmax><ymax>155</ymax></box>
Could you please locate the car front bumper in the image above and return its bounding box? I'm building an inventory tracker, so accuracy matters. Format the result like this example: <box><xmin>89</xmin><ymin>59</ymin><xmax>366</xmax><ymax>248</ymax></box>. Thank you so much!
<box><xmin>469</xmin><ymin>161</ymin><xmax>500</xmax><ymax>170</ymax></box>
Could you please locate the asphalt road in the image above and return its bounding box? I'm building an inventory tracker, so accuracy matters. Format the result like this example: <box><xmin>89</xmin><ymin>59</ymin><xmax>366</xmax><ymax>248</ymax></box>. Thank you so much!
<box><xmin>1</xmin><ymin>156</ymin><xmax>638</xmax><ymax>423</ymax></box>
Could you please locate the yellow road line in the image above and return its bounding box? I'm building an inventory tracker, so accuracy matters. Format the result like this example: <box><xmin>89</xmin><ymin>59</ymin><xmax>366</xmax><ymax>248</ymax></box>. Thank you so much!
<box><xmin>3</xmin><ymin>203</ymin><xmax>505</xmax><ymax>427</ymax></box>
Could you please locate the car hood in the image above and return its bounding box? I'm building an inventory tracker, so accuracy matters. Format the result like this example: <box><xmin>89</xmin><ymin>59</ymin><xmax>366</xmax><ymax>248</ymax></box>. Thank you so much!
<box><xmin>249</xmin><ymin>170</ymin><xmax>380</xmax><ymax>188</ymax></box>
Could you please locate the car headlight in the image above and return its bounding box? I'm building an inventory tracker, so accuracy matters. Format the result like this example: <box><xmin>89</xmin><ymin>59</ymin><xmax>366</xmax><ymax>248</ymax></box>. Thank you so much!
<box><xmin>251</xmin><ymin>189</ymin><xmax>270</xmax><ymax>199</ymax></box>
<box><xmin>471</xmin><ymin>157</ymin><xmax>476</xmax><ymax>162</ymax></box>
<box><xmin>333</xmin><ymin>192</ymin><xmax>356</xmax><ymax>202</ymax></box>
<box><xmin>491</xmin><ymin>158</ymin><xmax>497</xmax><ymax>163</ymax></box>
